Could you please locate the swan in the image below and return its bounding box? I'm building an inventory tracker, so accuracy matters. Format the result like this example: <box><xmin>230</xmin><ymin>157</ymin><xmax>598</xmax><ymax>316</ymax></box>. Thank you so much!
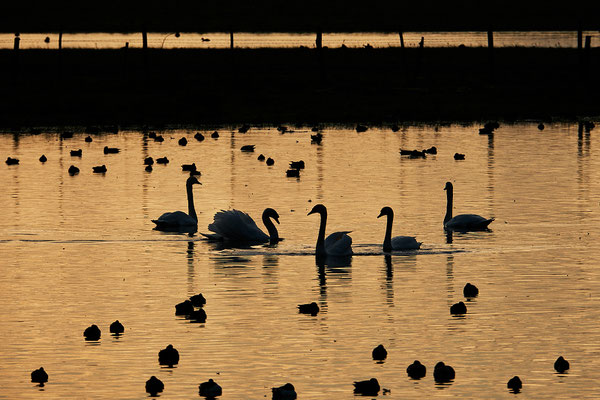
<box><xmin>308</xmin><ymin>204</ymin><xmax>352</xmax><ymax>257</ymax></box>
<box><xmin>377</xmin><ymin>206</ymin><xmax>421</xmax><ymax>251</ymax></box>
<box><xmin>443</xmin><ymin>182</ymin><xmax>494</xmax><ymax>231</ymax></box>
<box><xmin>202</xmin><ymin>208</ymin><xmax>280</xmax><ymax>245</ymax></box>
<box><xmin>152</xmin><ymin>176</ymin><xmax>201</xmax><ymax>232</ymax></box>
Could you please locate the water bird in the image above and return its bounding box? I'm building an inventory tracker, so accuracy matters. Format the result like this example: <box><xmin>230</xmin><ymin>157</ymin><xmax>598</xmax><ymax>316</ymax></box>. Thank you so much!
<box><xmin>286</xmin><ymin>169</ymin><xmax>300</xmax><ymax>177</ymax></box>
<box><xmin>68</xmin><ymin>165</ymin><xmax>80</xmax><ymax>175</ymax></box>
<box><xmin>289</xmin><ymin>160</ymin><xmax>305</xmax><ymax>169</ymax></box>
<box><xmin>194</xmin><ymin>132</ymin><xmax>205</xmax><ymax>141</ymax></box>
<box><xmin>378</xmin><ymin>206</ymin><xmax>421</xmax><ymax>251</ymax></box>
<box><xmin>538</xmin><ymin>123</ymin><xmax>545</xmax><ymax>130</ymax></box>
<box><xmin>454</xmin><ymin>153</ymin><xmax>465</xmax><ymax>160</ymax></box>
<box><xmin>372</xmin><ymin>344</ymin><xmax>387</xmax><ymax>361</ymax></box>
<box><xmin>479</xmin><ymin>121</ymin><xmax>500</xmax><ymax>134</ymax></box>
<box><xmin>85</xmin><ymin>135</ymin><xmax>93</xmax><ymax>142</ymax></box>
<box><xmin>450</xmin><ymin>301</ymin><xmax>467</xmax><ymax>314</ymax></box>
<box><xmin>584</xmin><ymin>121</ymin><xmax>595</xmax><ymax>132</ymax></box>
<box><xmin>463</xmin><ymin>283</ymin><xmax>479</xmax><ymax>297</ymax></box>
<box><xmin>201</xmin><ymin>37</ymin><xmax>211</xmax><ymax>42</ymax></box>
<box><xmin>5</xmin><ymin>157</ymin><xmax>19</xmax><ymax>165</ymax></box>
<box><xmin>238</xmin><ymin>124</ymin><xmax>250</xmax><ymax>133</ymax></box>
<box><xmin>407</xmin><ymin>360</ymin><xmax>427</xmax><ymax>379</ymax></box>
<box><xmin>31</xmin><ymin>367</ymin><xmax>48</xmax><ymax>385</ymax></box>
<box><xmin>424</xmin><ymin>146</ymin><xmax>437</xmax><ymax>154</ymax></box>
<box><xmin>391</xmin><ymin>124</ymin><xmax>400</xmax><ymax>132</ymax></box>
<box><xmin>443</xmin><ymin>182</ymin><xmax>494</xmax><ymax>231</ymax></box>
<box><xmin>83</xmin><ymin>324</ymin><xmax>101</xmax><ymax>340</ymax></box>
<box><xmin>241</xmin><ymin>145</ymin><xmax>255</xmax><ymax>152</ymax></box>
<box><xmin>433</xmin><ymin>362</ymin><xmax>455</xmax><ymax>383</ymax></box>
<box><xmin>109</xmin><ymin>320</ymin><xmax>124</xmax><ymax>334</ymax></box>
<box><xmin>148</xmin><ymin>132</ymin><xmax>157</xmax><ymax>139</ymax></box>
<box><xmin>266</xmin><ymin>157</ymin><xmax>275</xmax><ymax>166</ymax></box>
<box><xmin>311</xmin><ymin>132</ymin><xmax>323</xmax><ymax>144</ymax></box>
<box><xmin>211</xmin><ymin>131</ymin><xmax>219</xmax><ymax>138</ymax></box>
<box><xmin>144</xmin><ymin>157</ymin><xmax>154</xmax><ymax>165</ymax></box>
<box><xmin>178</xmin><ymin>137</ymin><xmax>187</xmax><ymax>146</ymax></box>
<box><xmin>272</xmin><ymin>383</ymin><xmax>297</xmax><ymax>400</ymax></box>
<box><xmin>156</xmin><ymin>157</ymin><xmax>169</xmax><ymax>164</ymax></box>
<box><xmin>103</xmin><ymin>146</ymin><xmax>119</xmax><ymax>154</ymax></box>
<box><xmin>353</xmin><ymin>378</ymin><xmax>380</xmax><ymax>396</ymax></box>
<box><xmin>146</xmin><ymin>376</ymin><xmax>164</xmax><ymax>396</ymax></box>
<box><xmin>199</xmin><ymin>379</ymin><xmax>222</xmax><ymax>397</ymax></box>
<box><xmin>92</xmin><ymin>165</ymin><xmax>107</xmax><ymax>173</ymax></box>
<box><xmin>277</xmin><ymin>125</ymin><xmax>288</xmax><ymax>133</ymax></box>
<box><xmin>145</xmin><ymin>165</ymin><xmax>153</xmax><ymax>172</ymax></box>
<box><xmin>298</xmin><ymin>302</ymin><xmax>319</xmax><ymax>315</ymax></box>
<box><xmin>258</xmin><ymin>154</ymin><xmax>266</xmax><ymax>161</ymax></box>
<box><xmin>356</xmin><ymin>124</ymin><xmax>368</xmax><ymax>132</ymax></box>
<box><xmin>400</xmin><ymin>149</ymin><xmax>426</xmax><ymax>158</ymax></box>
<box><xmin>70</xmin><ymin>149</ymin><xmax>82</xmax><ymax>157</ymax></box>
<box><xmin>175</xmin><ymin>300</ymin><xmax>195</xmax><ymax>315</ymax></box>
<box><xmin>152</xmin><ymin>176</ymin><xmax>201</xmax><ymax>232</ymax></box>
<box><xmin>44</xmin><ymin>36</ymin><xmax>50</xmax><ymax>43</ymax></box>
<box><xmin>190</xmin><ymin>293</ymin><xmax>206</xmax><ymax>307</ymax></box>
<box><xmin>154</xmin><ymin>135</ymin><xmax>164</xmax><ymax>142</ymax></box>
<box><xmin>308</xmin><ymin>204</ymin><xmax>353</xmax><ymax>257</ymax></box>
<box><xmin>158</xmin><ymin>344</ymin><xmax>179</xmax><ymax>367</ymax></box>
<box><xmin>181</xmin><ymin>163</ymin><xmax>197</xmax><ymax>172</ymax></box>
<box><xmin>507</xmin><ymin>376</ymin><xmax>522</xmax><ymax>393</ymax></box>
<box><xmin>189</xmin><ymin>308</ymin><xmax>207</xmax><ymax>322</ymax></box>
<box><xmin>39</xmin><ymin>155</ymin><xmax>47</xmax><ymax>162</ymax></box>
<box><xmin>554</xmin><ymin>356</ymin><xmax>570</xmax><ymax>373</ymax></box>
<box><xmin>202</xmin><ymin>208</ymin><xmax>280</xmax><ymax>245</ymax></box>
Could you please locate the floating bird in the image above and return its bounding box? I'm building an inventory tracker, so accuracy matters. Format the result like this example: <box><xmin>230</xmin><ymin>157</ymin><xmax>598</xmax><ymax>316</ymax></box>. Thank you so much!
<box><xmin>156</xmin><ymin>157</ymin><xmax>169</xmax><ymax>164</ymax></box>
<box><xmin>424</xmin><ymin>146</ymin><xmax>437</xmax><ymax>154</ymax></box>
<box><xmin>201</xmin><ymin>37</ymin><xmax>210</xmax><ymax>42</ymax></box>
<box><xmin>31</xmin><ymin>367</ymin><xmax>48</xmax><ymax>385</ymax></box>
<box><xmin>289</xmin><ymin>160</ymin><xmax>305</xmax><ymax>169</ymax></box>
<box><xmin>407</xmin><ymin>360</ymin><xmax>427</xmax><ymax>379</ymax></box>
<box><xmin>68</xmin><ymin>165</ymin><xmax>79</xmax><ymax>175</ymax></box>
<box><xmin>277</xmin><ymin>125</ymin><xmax>288</xmax><ymax>133</ymax></box>
<box><xmin>92</xmin><ymin>165</ymin><xmax>107</xmax><ymax>173</ymax></box>
<box><xmin>199</xmin><ymin>379</ymin><xmax>222</xmax><ymax>398</ymax></box>
<box><xmin>433</xmin><ymin>362</ymin><xmax>455</xmax><ymax>383</ymax></box>
<box><xmin>311</xmin><ymin>132</ymin><xmax>323</xmax><ymax>144</ymax></box>
<box><xmin>372</xmin><ymin>344</ymin><xmax>387</xmax><ymax>361</ymax></box>
<box><xmin>450</xmin><ymin>301</ymin><xmax>467</xmax><ymax>314</ymax></box>
<box><xmin>70</xmin><ymin>149</ymin><xmax>82</xmax><ymax>157</ymax></box>
<box><xmin>463</xmin><ymin>283</ymin><xmax>479</xmax><ymax>297</ymax></box>
<box><xmin>378</xmin><ymin>206</ymin><xmax>421</xmax><ymax>251</ymax></box>
<box><xmin>554</xmin><ymin>356</ymin><xmax>570</xmax><ymax>373</ymax></box>
<box><xmin>356</xmin><ymin>124</ymin><xmax>368</xmax><ymax>132</ymax></box>
<box><xmin>190</xmin><ymin>293</ymin><xmax>206</xmax><ymax>307</ymax></box>
<box><xmin>178</xmin><ymin>137</ymin><xmax>187</xmax><ymax>146</ymax></box>
<box><xmin>158</xmin><ymin>344</ymin><xmax>179</xmax><ymax>367</ymax></box>
<box><xmin>146</xmin><ymin>376</ymin><xmax>164</xmax><ymax>396</ymax></box>
<box><xmin>189</xmin><ymin>308</ymin><xmax>207</xmax><ymax>323</ymax></box>
<box><xmin>538</xmin><ymin>123</ymin><xmax>545</xmax><ymax>131</ymax></box>
<box><xmin>83</xmin><ymin>324</ymin><xmax>101</xmax><ymax>340</ymax></box>
<box><xmin>453</xmin><ymin>153</ymin><xmax>465</xmax><ymax>160</ymax></box>
<box><xmin>238</xmin><ymin>124</ymin><xmax>250</xmax><ymax>133</ymax></box>
<box><xmin>507</xmin><ymin>376</ymin><xmax>522</xmax><ymax>393</ymax></box>
<box><xmin>286</xmin><ymin>169</ymin><xmax>300</xmax><ymax>178</ymax></box>
<box><xmin>211</xmin><ymin>131</ymin><xmax>219</xmax><ymax>139</ymax></box>
<box><xmin>110</xmin><ymin>320</ymin><xmax>124</xmax><ymax>334</ymax></box>
<box><xmin>144</xmin><ymin>157</ymin><xmax>154</xmax><ymax>165</ymax></box>
<box><xmin>308</xmin><ymin>204</ymin><xmax>352</xmax><ymax>257</ymax></box>
<box><xmin>104</xmin><ymin>146</ymin><xmax>119</xmax><ymax>154</ymax></box>
<box><xmin>5</xmin><ymin>157</ymin><xmax>19</xmax><ymax>165</ymax></box>
<box><xmin>148</xmin><ymin>132</ymin><xmax>157</xmax><ymax>139</ymax></box>
<box><xmin>400</xmin><ymin>149</ymin><xmax>426</xmax><ymax>158</ymax></box>
<box><xmin>241</xmin><ymin>145</ymin><xmax>255</xmax><ymax>152</ymax></box>
<box><xmin>202</xmin><ymin>208</ymin><xmax>280</xmax><ymax>245</ymax></box>
<box><xmin>391</xmin><ymin>124</ymin><xmax>400</xmax><ymax>132</ymax></box>
<box><xmin>85</xmin><ymin>136</ymin><xmax>93</xmax><ymax>142</ymax></box>
<box><xmin>353</xmin><ymin>378</ymin><xmax>380</xmax><ymax>396</ymax></box>
<box><xmin>443</xmin><ymin>182</ymin><xmax>494</xmax><ymax>231</ymax></box>
<box><xmin>272</xmin><ymin>383</ymin><xmax>297</xmax><ymax>400</ymax></box>
<box><xmin>175</xmin><ymin>300</ymin><xmax>195</xmax><ymax>315</ymax></box>
<box><xmin>154</xmin><ymin>135</ymin><xmax>164</xmax><ymax>142</ymax></box>
<box><xmin>194</xmin><ymin>132</ymin><xmax>205</xmax><ymax>141</ymax></box>
<box><xmin>145</xmin><ymin>165</ymin><xmax>153</xmax><ymax>172</ymax></box>
<box><xmin>152</xmin><ymin>176</ymin><xmax>201</xmax><ymax>232</ymax></box>
<box><xmin>479</xmin><ymin>121</ymin><xmax>499</xmax><ymax>134</ymax></box>
<box><xmin>258</xmin><ymin>154</ymin><xmax>266</xmax><ymax>161</ymax></box>
<box><xmin>298</xmin><ymin>302</ymin><xmax>319</xmax><ymax>316</ymax></box>
<box><xmin>39</xmin><ymin>155</ymin><xmax>47</xmax><ymax>163</ymax></box>
<box><xmin>266</xmin><ymin>157</ymin><xmax>275</xmax><ymax>166</ymax></box>
<box><xmin>181</xmin><ymin>163</ymin><xmax>197</xmax><ymax>172</ymax></box>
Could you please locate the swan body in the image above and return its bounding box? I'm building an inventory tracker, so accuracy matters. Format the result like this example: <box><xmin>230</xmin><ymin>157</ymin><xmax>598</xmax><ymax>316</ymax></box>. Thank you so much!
<box><xmin>308</xmin><ymin>204</ymin><xmax>353</xmax><ymax>257</ymax></box>
<box><xmin>152</xmin><ymin>176</ymin><xmax>200</xmax><ymax>232</ymax></box>
<box><xmin>202</xmin><ymin>208</ymin><xmax>280</xmax><ymax>244</ymax></box>
<box><xmin>378</xmin><ymin>206</ymin><xmax>421</xmax><ymax>251</ymax></box>
<box><xmin>444</xmin><ymin>182</ymin><xmax>494</xmax><ymax>231</ymax></box>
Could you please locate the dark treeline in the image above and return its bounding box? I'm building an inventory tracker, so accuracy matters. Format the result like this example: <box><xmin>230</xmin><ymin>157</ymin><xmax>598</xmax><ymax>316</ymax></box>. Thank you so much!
<box><xmin>1</xmin><ymin>0</ymin><xmax>600</xmax><ymax>33</ymax></box>
<box><xmin>1</xmin><ymin>47</ymin><xmax>597</xmax><ymax>127</ymax></box>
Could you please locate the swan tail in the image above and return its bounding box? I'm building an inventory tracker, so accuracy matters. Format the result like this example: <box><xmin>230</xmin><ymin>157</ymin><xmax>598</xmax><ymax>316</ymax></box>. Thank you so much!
<box><xmin>208</xmin><ymin>209</ymin><xmax>269</xmax><ymax>242</ymax></box>
<box><xmin>325</xmin><ymin>231</ymin><xmax>353</xmax><ymax>256</ymax></box>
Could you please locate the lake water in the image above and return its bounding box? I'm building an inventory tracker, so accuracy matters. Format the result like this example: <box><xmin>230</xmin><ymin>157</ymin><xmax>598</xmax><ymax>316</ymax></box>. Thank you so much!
<box><xmin>1</xmin><ymin>31</ymin><xmax>599</xmax><ymax>49</ymax></box>
<box><xmin>1</xmin><ymin>122</ymin><xmax>600</xmax><ymax>399</ymax></box>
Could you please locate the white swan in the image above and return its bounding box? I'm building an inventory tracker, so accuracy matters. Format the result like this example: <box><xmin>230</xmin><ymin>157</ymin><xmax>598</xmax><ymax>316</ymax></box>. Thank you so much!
<box><xmin>152</xmin><ymin>176</ymin><xmax>201</xmax><ymax>232</ymax></box>
<box><xmin>444</xmin><ymin>182</ymin><xmax>494</xmax><ymax>231</ymax></box>
<box><xmin>377</xmin><ymin>206</ymin><xmax>421</xmax><ymax>251</ymax></box>
<box><xmin>308</xmin><ymin>204</ymin><xmax>353</xmax><ymax>257</ymax></box>
<box><xmin>202</xmin><ymin>208</ymin><xmax>280</xmax><ymax>245</ymax></box>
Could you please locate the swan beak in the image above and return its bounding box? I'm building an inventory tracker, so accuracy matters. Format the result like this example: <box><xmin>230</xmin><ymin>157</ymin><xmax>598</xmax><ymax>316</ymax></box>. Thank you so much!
<box><xmin>377</xmin><ymin>211</ymin><xmax>384</xmax><ymax>218</ymax></box>
<box><xmin>275</xmin><ymin>217</ymin><xmax>280</xmax><ymax>224</ymax></box>
<box><xmin>307</xmin><ymin>210</ymin><xmax>315</xmax><ymax>216</ymax></box>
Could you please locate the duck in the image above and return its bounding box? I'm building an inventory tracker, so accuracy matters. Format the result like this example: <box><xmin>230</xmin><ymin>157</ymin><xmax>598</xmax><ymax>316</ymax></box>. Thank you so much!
<box><xmin>158</xmin><ymin>344</ymin><xmax>179</xmax><ymax>367</ymax></box>
<box><xmin>144</xmin><ymin>157</ymin><xmax>154</xmax><ymax>165</ymax></box>
<box><xmin>175</xmin><ymin>300</ymin><xmax>194</xmax><ymax>315</ymax></box>
<box><xmin>507</xmin><ymin>376</ymin><xmax>522</xmax><ymax>393</ymax></box>
<box><xmin>181</xmin><ymin>163</ymin><xmax>197</xmax><ymax>172</ymax></box>
<box><xmin>70</xmin><ymin>149</ymin><xmax>82</xmax><ymax>157</ymax></box>
<box><xmin>202</xmin><ymin>208</ymin><xmax>280</xmax><ymax>245</ymax></box>
<box><xmin>152</xmin><ymin>176</ymin><xmax>201</xmax><ymax>232</ymax></box>
<box><xmin>5</xmin><ymin>157</ymin><xmax>19</xmax><ymax>165</ymax></box>
<box><xmin>289</xmin><ymin>160</ymin><xmax>305</xmax><ymax>169</ymax></box>
<box><xmin>311</xmin><ymin>132</ymin><xmax>323</xmax><ymax>144</ymax></box>
<box><xmin>433</xmin><ymin>362</ymin><xmax>455</xmax><ymax>383</ymax></box>
<box><xmin>103</xmin><ymin>146</ymin><xmax>119</xmax><ymax>154</ymax></box>
<box><xmin>353</xmin><ymin>378</ymin><xmax>379</xmax><ymax>395</ymax></box>
<box><xmin>39</xmin><ymin>155</ymin><xmax>47</xmax><ymax>163</ymax></box>
<box><xmin>450</xmin><ymin>301</ymin><xmax>467</xmax><ymax>314</ymax></box>
<box><xmin>92</xmin><ymin>165</ymin><xmax>107</xmax><ymax>173</ymax></box>
<box><xmin>554</xmin><ymin>356</ymin><xmax>570</xmax><ymax>373</ymax></box>
<box><xmin>109</xmin><ymin>320</ymin><xmax>124</xmax><ymax>334</ymax></box>
<box><xmin>286</xmin><ymin>169</ymin><xmax>300</xmax><ymax>178</ymax></box>
<box><xmin>31</xmin><ymin>367</ymin><xmax>48</xmax><ymax>385</ymax></box>
<box><xmin>443</xmin><ymin>182</ymin><xmax>494</xmax><ymax>231</ymax></box>
<box><xmin>199</xmin><ymin>379</ymin><xmax>222</xmax><ymax>397</ymax></box>
<box><xmin>266</xmin><ymin>157</ymin><xmax>275</xmax><ymax>166</ymax></box>
<box><xmin>308</xmin><ymin>204</ymin><xmax>352</xmax><ymax>257</ymax></box>
<box><xmin>453</xmin><ymin>153</ymin><xmax>465</xmax><ymax>160</ymax></box>
<box><xmin>211</xmin><ymin>131</ymin><xmax>219</xmax><ymax>139</ymax></box>
<box><xmin>145</xmin><ymin>376</ymin><xmax>164</xmax><ymax>396</ymax></box>
<box><xmin>298</xmin><ymin>302</ymin><xmax>319</xmax><ymax>315</ymax></box>
<box><xmin>377</xmin><ymin>206</ymin><xmax>421</xmax><ymax>251</ymax></box>
<box><xmin>68</xmin><ymin>165</ymin><xmax>80</xmax><ymax>175</ymax></box>
<box><xmin>84</xmin><ymin>135</ymin><xmax>93</xmax><ymax>142</ymax></box>
<box><xmin>189</xmin><ymin>308</ymin><xmax>207</xmax><ymax>323</ymax></box>
<box><xmin>240</xmin><ymin>145</ymin><xmax>255</xmax><ymax>152</ymax></box>
<box><xmin>407</xmin><ymin>360</ymin><xmax>427</xmax><ymax>379</ymax></box>
<box><xmin>463</xmin><ymin>282</ymin><xmax>479</xmax><ymax>297</ymax></box>
<box><xmin>83</xmin><ymin>324</ymin><xmax>101</xmax><ymax>340</ymax></box>
<box><xmin>272</xmin><ymin>383</ymin><xmax>297</xmax><ymax>400</ymax></box>
<box><xmin>154</xmin><ymin>135</ymin><xmax>164</xmax><ymax>142</ymax></box>
<box><xmin>190</xmin><ymin>293</ymin><xmax>206</xmax><ymax>307</ymax></box>
<box><xmin>258</xmin><ymin>154</ymin><xmax>266</xmax><ymax>161</ymax></box>
<box><xmin>372</xmin><ymin>344</ymin><xmax>387</xmax><ymax>361</ymax></box>
<box><xmin>238</xmin><ymin>124</ymin><xmax>250</xmax><ymax>133</ymax></box>
<box><xmin>194</xmin><ymin>132</ymin><xmax>205</xmax><ymax>141</ymax></box>
<box><xmin>156</xmin><ymin>156</ymin><xmax>169</xmax><ymax>164</ymax></box>
<box><xmin>178</xmin><ymin>137</ymin><xmax>187</xmax><ymax>146</ymax></box>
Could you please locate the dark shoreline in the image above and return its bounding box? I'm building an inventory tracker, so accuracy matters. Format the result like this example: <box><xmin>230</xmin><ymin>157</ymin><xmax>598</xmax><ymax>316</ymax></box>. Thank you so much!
<box><xmin>1</xmin><ymin>47</ymin><xmax>598</xmax><ymax>128</ymax></box>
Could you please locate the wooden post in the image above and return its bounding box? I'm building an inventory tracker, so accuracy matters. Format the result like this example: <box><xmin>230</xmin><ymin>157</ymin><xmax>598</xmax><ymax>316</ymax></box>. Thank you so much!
<box><xmin>230</xmin><ymin>31</ymin><xmax>234</xmax><ymax>49</ymax></box>
<box><xmin>399</xmin><ymin>31</ymin><xmax>404</xmax><ymax>49</ymax></box>
<box><xmin>142</xmin><ymin>29</ymin><xmax>148</xmax><ymax>50</ymax></box>
<box><xmin>316</xmin><ymin>29</ymin><xmax>322</xmax><ymax>50</ymax></box>
<box><xmin>59</xmin><ymin>30</ymin><xmax>63</xmax><ymax>50</ymax></box>
<box><xmin>13</xmin><ymin>33</ymin><xmax>20</xmax><ymax>50</ymax></box>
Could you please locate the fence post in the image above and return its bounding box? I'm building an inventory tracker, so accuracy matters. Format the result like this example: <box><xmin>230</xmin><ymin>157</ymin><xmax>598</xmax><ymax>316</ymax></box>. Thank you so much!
<box><xmin>230</xmin><ymin>30</ymin><xmax>234</xmax><ymax>49</ymax></box>
<box><xmin>316</xmin><ymin>28</ymin><xmax>322</xmax><ymax>50</ymax></box>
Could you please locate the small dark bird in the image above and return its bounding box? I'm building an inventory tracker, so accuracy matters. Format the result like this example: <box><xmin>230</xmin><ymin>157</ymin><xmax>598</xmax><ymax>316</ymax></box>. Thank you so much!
<box><xmin>266</xmin><ymin>157</ymin><xmax>275</xmax><ymax>166</ymax></box>
<box><xmin>61</xmin><ymin>131</ymin><xmax>73</xmax><ymax>139</ymax></box>
<box><xmin>289</xmin><ymin>160</ymin><xmax>305</xmax><ymax>169</ymax></box>
<box><xmin>298</xmin><ymin>302</ymin><xmax>319</xmax><ymax>316</ymax></box>
<box><xmin>145</xmin><ymin>165</ymin><xmax>153</xmax><ymax>172</ymax></box>
<box><xmin>148</xmin><ymin>132</ymin><xmax>157</xmax><ymax>139</ymax></box>
<box><xmin>554</xmin><ymin>356</ymin><xmax>570</xmax><ymax>373</ymax></box>
<box><xmin>238</xmin><ymin>124</ymin><xmax>250</xmax><ymax>133</ymax></box>
<box><xmin>241</xmin><ymin>145</ymin><xmax>255</xmax><ymax>152</ymax></box>
<box><xmin>454</xmin><ymin>153</ymin><xmax>465</xmax><ymax>160</ymax></box>
<box><xmin>584</xmin><ymin>121</ymin><xmax>595</xmax><ymax>132</ymax></box>
<box><xmin>538</xmin><ymin>123</ymin><xmax>545</xmax><ymax>131</ymax></box>
<box><xmin>103</xmin><ymin>146</ymin><xmax>119</xmax><ymax>154</ymax></box>
<box><xmin>463</xmin><ymin>283</ymin><xmax>479</xmax><ymax>297</ymax></box>
<box><xmin>409</xmin><ymin>150</ymin><xmax>426</xmax><ymax>158</ymax></box>
<box><xmin>433</xmin><ymin>362</ymin><xmax>455</xmax><ymax>383</ymax></box>
<box><xmin>85</xmin><ymin>136</ymin><xmax>93</xmax><ymax>142</ymax></box>
<box><xmin>189</xmin><ymin>308</ymin><xmax>207</xmax><ymax>323</ymax></box>
<box><xmin>211</xmin><ymin>131</ymin><xmax>219</xmax><ymax>139</ymax></box>
<box><xmin>145</xmin><ymin>376</ymin><xmax>164</xmax><ymax>396</ymax></box>
<box><xmin>44</xmin><ymin>36</ymin><xmax>50</xmax><ymax>44</ymax></box>
<box><xmin>70</xmin><ymin>149</ymin><xmax>82</xmax><ymax>157</ymax></box>
<box><xmin>156</xmin><ymin>157</ymin><xmax>169</xmax><ymax>164</ymax></box>
<box><xmin>194</xmin><ymin>132</ymin><xmax>205</xmax><ymax>141</ymax></box>
<box><xmin>144</xmin><ymin>157</ymin><xmax>154</xmax><ymax>165</ymax></box>
<box><xmin>272</xmin><ymin>383</ymin><xmax>297</xmax><ymax>400</ymax></box>
<box><xmin>68</xmin><ymin>165</ymin><xmax>79</xmax><ymax>175</ymax></box>
<box><xmin>199</xmin><ymin>379</ymin><xmax>222</xmax><ymax>397</ymax></box>
<box><xmin>286</xmin><ymin>169</ymin><xmax>300</xmax><ymax>178</ymax></box>
<box><xmin>178</xmin><ymin>137</ymin><xmax>187</xmax><ymax>146</ymax></box>
<box><xmin>450</xmin><ymin>301</ymin><xmax>467</xmax><ymax>314</ymax></box>
<box><xmin>424</xmin><ymin>146</ymin><xmax>437</xmax><ymax>154</ymax></box>
<box><xmin>507</xmin><ymin>376</ymin><xmax>522</xmax><ymax>393</ymax></box>
<box><xmin>31</xmin><ymin>367</ymin><xmax>48</xmax><ymax>385</ymax></box>
<box><xmin>391</xmin><ymin>124</ymin><xmax>400</xmax><ymax>132</ymax></box>
<box><xmin>83</xmin><ymin>324</ymin><xmax>101</xmax><ymax>340</ymax></box>
<box><xmin>407</xmin><ymin>360</ymin><xmax>427</xmax><ymax>379</ymax></box>
<box><xmin>190</xmin><ymin>293</ymin><xmax>206</xmax><ymax>307</ymax></box>
<box><xmin>277</xmin><ymin>125</ymin><xmax>288</xmax><ymax>133</ymax></box>
<box><xmin>6</xmin><ymin>157</ymin><xmax>19</xmax><ymax>165</ymax></box>
<box><xmin>92</xmin><ymin>165</ymin><xmax>107</xmax><ymax>173</ymax></box>
<box><xmin>39</xmin><ymin>155</ymin><xmax>47</xmax><ymax>163</ymax></box>
<box><xmin>158</xmin><ymin>344</ymin><xmax>179</xmax><ymax>367</ymax></box>
<box><xmin>181</xmin><ymin>163</ymin><xmax>197</xmax><ymax>172</ymax></box>
<box><xmin>356</xmin><ymin>124</ymin><xmax>368</xmax><ymax>133</ymax></box>
<box><xmin>353</xmin><ymin>378</ymin><xmax>380</xmax><ymax>396</ymax></box>
<box><xmin>372</xmin><ymin>344</ymin><xmax>387</xmax><ymax>361</ymax></box>
<box><xmin>154</xmin><ymin>135</ymin><xmax>164</xmax><ymax>142</ymax></box>
<box><xmin>110</xmin><ymin>320</ymin><xmax>124</xmax><ymax>334</ymax></box>
<box><xmin>175</xmin><ymin>300</ymin><xmax>195</xmax><ymax>315</ymax></box>
<box><xmin>258</xmin><ymin>154</ymin><xmax>266</xmax><ymax>161</ymax></box>
<box><xmin>311</xmin><ymin>132</ymin><xmax>323</xmax><ymax>144</ymax></box>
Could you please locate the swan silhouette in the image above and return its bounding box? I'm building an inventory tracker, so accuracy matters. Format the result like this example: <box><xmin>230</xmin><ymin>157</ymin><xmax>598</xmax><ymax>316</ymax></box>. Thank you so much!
<box><xmin>444</xmin><ymin>182</ymin><xmax>494</xmax><ymax>231</ymax></box>
<box><xmin>377</xmin><ymin>206</ymin><xmax>421</xmax><ymax>251</ymax></box>
<box><xmin>308</xmin><ymin>204</ymin><xmax>352</xmax><ymax>257</ymax></box>
<box><xmin>202</xmin><ymin>208</ymin><xmax>280</xmax><ymax>245</ymax></box>
<box><xmin>152</xmin><ymin>176</ymin><xmax>201</xmax><ymax>232</ymax></box>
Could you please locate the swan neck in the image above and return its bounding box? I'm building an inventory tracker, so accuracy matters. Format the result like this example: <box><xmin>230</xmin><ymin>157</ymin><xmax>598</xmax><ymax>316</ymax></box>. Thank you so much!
<box><xmin>383</xmin><ymin>213</ymin><xmax>393</xmax><ymax>252</ymax></box>
<box><xmin>263</xmin><ymin>213</ymin><xmax>279</xmax><ymax>244</ymax></box>
<box><xmin>186</xmin><ymin>182</ymin><xmax>197</xmax><ymax>222</ymax></box>
<box><xmin>444</xmin><ymin>186</ymin><xmax>453</xmax><ymax>224</ymax></box>
<box><xmin>316</xmin><ymin>210</ymin><xmax>327</xmax><ymax>256</ymax></box>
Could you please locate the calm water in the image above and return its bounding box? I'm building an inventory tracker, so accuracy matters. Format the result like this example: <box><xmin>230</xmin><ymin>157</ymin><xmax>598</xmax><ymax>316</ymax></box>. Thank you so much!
<box><xmin>1</xmin><ymin>31</ymin><xmax>599</xmax><ymax>49</ymax></box>
<box><xmin>1</xmin><ymin>122</ymin><xmax>600</xmax><ymax>399</ymax></box>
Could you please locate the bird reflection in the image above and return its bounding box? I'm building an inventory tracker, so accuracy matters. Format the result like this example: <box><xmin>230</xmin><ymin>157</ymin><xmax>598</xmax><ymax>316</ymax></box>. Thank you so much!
<box><xmin>187</xmin><ymin>241</ymin><xmax>195</xmax><ymax>290</ymax></box>
<box><xmin>384</xmin><ymin>255</ymin><xmax>394</xmax><ymax>306</ymax></box>
<box><xmin>446</xmin><ymin>230</ymin><xmax>453</xmax><ymax>244</ymax></box>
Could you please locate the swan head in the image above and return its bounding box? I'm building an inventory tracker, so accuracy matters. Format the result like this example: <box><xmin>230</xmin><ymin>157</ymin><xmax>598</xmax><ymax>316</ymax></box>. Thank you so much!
<box><xmin>186</xmin><ymin>176</ymin><xmax>201</xmax><ymax>186</ymax></box>
<box><xmin>377</xmin><ymin>206</ymin><xmax>393</xmax><ymax>218</ymax></box>
<box><xmin>307</xmin><ymin>204</ymin><xmax>327</xmax><ymax>216</ymax></box>
<box><xmin>444</xmin><ymin>181</ymin><xmax>453</xmax><ymax>191</ymax></box>
<box><xmin>263</xmin><ymin>208</ymin><xmax>280</xmax><ymax>224</ymax></box>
